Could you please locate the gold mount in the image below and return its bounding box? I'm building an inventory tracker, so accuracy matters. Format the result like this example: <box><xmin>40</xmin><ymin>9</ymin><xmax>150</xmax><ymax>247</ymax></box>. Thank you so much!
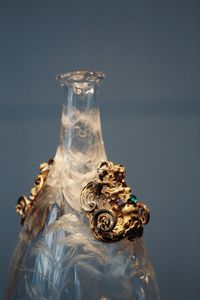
<box><xmin>16</xmin><ymin>159</ymin><xmax>54</xmax><ymax>224</ymax></box>
<box><xmin>80</xmin><ymin>161</ymin><xmax>150</xmax><ymax>242</ymax></box>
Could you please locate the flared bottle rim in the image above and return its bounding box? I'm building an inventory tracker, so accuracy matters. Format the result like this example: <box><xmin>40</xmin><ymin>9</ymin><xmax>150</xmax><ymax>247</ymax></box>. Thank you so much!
<box><xmin>56</xmin><ymin>70</ymin><xmax>105</xmax><ymax>86</ymax></box>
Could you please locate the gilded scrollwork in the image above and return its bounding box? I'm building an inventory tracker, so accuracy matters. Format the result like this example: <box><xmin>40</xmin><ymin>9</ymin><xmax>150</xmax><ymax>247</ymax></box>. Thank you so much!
<box><xmin>80</xmin><ymin>161</ymin><xmax>150</xmax><ymax>242</ymax></box>
<box><xmin>16</xmin><ymin>159</ymin><xmax>54</xmax><ymax>224</ymax></box>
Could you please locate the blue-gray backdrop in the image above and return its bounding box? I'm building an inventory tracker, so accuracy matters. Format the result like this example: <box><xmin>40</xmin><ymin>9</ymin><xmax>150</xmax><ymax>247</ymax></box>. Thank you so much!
<box><xmin>0</xmin><ymin>1</ymin><xmax>200</xmax><ymax>299</ymax></box>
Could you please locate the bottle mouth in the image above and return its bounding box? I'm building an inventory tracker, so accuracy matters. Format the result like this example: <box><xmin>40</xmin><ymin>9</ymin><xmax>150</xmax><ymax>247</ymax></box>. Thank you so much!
<box><xmin>56</xmin><ymin>70</ymin><xmax>105</xmax><ymax>86</ymax></box>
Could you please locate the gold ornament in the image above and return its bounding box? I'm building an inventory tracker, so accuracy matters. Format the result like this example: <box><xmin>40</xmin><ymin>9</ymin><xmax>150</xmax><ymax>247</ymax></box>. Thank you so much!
<box><xmin>80</xmin><ymin>161</ymin><xmax>150</xmax><ymax>242</ymax></box>
<box><xmin>16</xmin><ymin>159</ymin><xmax>54</xmax><ymax>224</ymax></box>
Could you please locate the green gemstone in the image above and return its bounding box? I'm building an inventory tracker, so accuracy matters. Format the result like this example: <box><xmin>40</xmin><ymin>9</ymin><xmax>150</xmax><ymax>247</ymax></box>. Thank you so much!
<box><xmin>129</xmin><ymin>193</ymin><xmax>138</xmax><ymax>204</ymax></box>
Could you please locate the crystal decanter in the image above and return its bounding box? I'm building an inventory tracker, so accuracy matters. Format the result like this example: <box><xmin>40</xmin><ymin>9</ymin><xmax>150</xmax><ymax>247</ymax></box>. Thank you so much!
<box><xmin>5</xmin><ymin>71</ymin><xmax>160</xmax><ymax>300</ymax></box>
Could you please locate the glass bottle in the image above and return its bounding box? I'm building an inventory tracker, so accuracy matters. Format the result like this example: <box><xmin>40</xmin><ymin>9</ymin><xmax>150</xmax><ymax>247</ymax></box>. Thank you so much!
<box><xmin>5</xmin><ymin>71</ymin><xmax>160</xmax><ymax>300</ymax></box>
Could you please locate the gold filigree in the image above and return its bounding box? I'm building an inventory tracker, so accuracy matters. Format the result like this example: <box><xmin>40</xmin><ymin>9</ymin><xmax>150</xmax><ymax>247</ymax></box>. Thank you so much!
<box><xmin>16</xmin><ymin>159</ymin><xmax>54</xmax><ymax>224</ymax></box>
<box><xmin>80</xmin><ymin>161</ymin><xmax>150</xmax><ymax>242</ymax></box>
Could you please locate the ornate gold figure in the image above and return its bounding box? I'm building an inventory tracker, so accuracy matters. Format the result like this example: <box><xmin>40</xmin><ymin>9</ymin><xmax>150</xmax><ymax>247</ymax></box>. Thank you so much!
<box><xmin>16</xmin><ymin>159</ymin><xmax>54</xmax><ymax>224</ymax></box>
<box><xmin>80</xmin><ymin>161</ymin><xmax>150</xmax><ymax>242</ymax></box>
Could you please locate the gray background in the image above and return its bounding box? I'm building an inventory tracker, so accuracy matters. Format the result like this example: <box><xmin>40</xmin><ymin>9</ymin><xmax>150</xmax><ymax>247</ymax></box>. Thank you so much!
<box><xmin>0</xmin><ymin>0</ymin><xmax>200</xmax><ymax>299</ymax></box>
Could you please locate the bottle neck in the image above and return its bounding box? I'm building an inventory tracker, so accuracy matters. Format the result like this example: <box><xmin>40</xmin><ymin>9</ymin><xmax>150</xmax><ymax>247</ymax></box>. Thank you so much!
<box><xmin>55</xmin><ymin>81</ymin><xmax>106</xmax><ymax>182</ymax></box>
<box><xmin>49</xmin><ymin>72</ymin><xmax>107</xmax><ymax>211</ymax></box>
<box><xmin>59</xmin><ymin>82</ymin><xmax>106</xmax><ymax>167</ymax></box>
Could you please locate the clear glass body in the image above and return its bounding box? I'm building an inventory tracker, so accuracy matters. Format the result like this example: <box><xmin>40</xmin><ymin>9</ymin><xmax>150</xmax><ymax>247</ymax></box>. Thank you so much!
<box><xmin>5</xmin><ymin>71</ymin><xmax>160</xmax><ymax>300</ymax></box>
